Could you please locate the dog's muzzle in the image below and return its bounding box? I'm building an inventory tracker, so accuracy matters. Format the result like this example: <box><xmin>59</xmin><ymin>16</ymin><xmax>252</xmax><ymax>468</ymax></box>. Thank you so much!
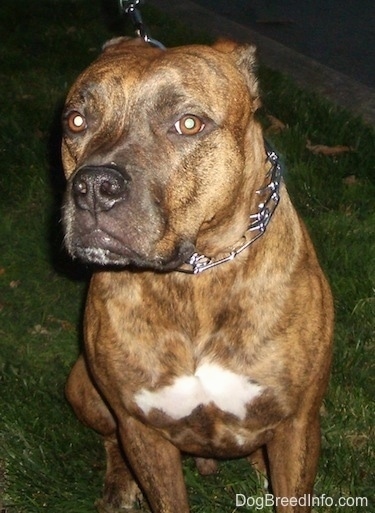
<box><xmin>72</xmin><ymin>164</ymin><xmax>131</xmax><ymax>213</ymax></box>
<box><xmin>65</xmin><ymin>163</ymin><xmax>188</xmax><ymax>269</ymax></box>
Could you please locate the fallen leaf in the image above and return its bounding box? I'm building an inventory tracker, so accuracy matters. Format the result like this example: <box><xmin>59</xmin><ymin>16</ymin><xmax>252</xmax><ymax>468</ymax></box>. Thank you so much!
<box><xmin>9</xmin><ymin>280</ymin><xmax>21</xmax><ymax>288</ymax></box>
<box><xmin>0</xmin><ymin>268</ymin><xmax>5</xmax><ymax>276</ymax></box>
<box><xmin>47</xmin><ymin>315</ymin><xmax>75</xmax><ymax>331</ymax></box>
<box><xmin>266</xmin><ymin>114</ymin><xmax>287</xmax><ymax>133</ymax></box>
<box><xmin>34</xmin><ymin>129</ymin><xmax>46</xmax><ymax>140</ymax></box>
<box><xmin>306</xmin><ymin>139</ymin><xmax>354</xmax><ymax>156</ymax></box>
<box><xmin>30</xmin><ymin>324</ymin><xmax>50</xmax><ymax>336</ymax></box>
<box><xmin>342</xmin><ymin>175</ymin><xmax>358</xmax><ymax>185</ymax></box>
<box><xmin>345</xmin><ymin>432</ymin><xmax>369</xmax><ymax>449</ymax></box>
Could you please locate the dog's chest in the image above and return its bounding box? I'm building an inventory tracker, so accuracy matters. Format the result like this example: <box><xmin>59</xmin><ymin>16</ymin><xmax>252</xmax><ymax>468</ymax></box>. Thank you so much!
<box><xmin>132</xmin><ymin>362</ymin><xmax>277</xmax><ymax>455</ymax></box>
<box><xmin>134</xmin><ymin>362</ymin><xmax>263</xmax><ymax>421</ymax></box>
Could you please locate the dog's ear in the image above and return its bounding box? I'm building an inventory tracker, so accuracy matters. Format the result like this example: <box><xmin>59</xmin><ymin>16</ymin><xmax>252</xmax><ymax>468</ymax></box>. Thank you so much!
<box><xmin>213</xmin><ymin>39</ymin><xmax>261</xmax><ymax>111</ymax></box>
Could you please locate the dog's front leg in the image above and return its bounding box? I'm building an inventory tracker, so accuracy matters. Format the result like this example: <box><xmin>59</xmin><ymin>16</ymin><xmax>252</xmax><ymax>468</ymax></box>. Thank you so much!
<box><xmin>119</xmin><ymin>417</ymin><xmax>189</xmax><ymax>513</ymax></box>
<box><xmin>66</xmin><ymin>356</ymin><xmax>142</xmax><ymax>512</ymax></box>
<box><xmin>266</xmin><ymin>414</ymin><xmax>321</xmax><ymax>513</ymax></box>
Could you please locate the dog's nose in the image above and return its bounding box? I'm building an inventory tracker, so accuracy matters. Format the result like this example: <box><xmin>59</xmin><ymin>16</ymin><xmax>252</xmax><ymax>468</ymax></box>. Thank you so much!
<box><xmin>72</xmin><ymin>165</ymin><xmax>130</xmax><ymax>212</ymax></box>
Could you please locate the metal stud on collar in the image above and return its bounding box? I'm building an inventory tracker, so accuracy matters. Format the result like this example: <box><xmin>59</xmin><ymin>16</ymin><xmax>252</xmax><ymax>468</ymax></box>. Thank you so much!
<box><xmin>177</xmin><ymin>149</ymin><xmax>283</xmax><ymax>274</ymax></box>
<box><xmin>119</xmin><ymin>0</ymin><xmax>166</xmax><ymax>49</ymax></box>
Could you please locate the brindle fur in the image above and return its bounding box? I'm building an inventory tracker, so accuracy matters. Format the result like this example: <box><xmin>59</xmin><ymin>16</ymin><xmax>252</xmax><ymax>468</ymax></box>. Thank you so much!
<box><xmin>63</xmin><ymin>39</ymin><xmax>333</xmax><ymax>513</ymax></box>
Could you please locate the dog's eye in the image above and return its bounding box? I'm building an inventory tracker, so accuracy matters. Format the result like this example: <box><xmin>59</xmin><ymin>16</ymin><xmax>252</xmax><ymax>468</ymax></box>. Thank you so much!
<box><xmin>66</xmin><ymin>111</ymin><xmax>87</xmax><ymax>133</ymax></box>
<box><xmin>174</xmin><ymin>115</ymin><xmax>205</xmax><ymax>136</ymax></box>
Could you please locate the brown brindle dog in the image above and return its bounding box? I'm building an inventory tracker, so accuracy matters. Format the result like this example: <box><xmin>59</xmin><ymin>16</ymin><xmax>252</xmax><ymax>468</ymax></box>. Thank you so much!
<box><xmin>62</xmin><ymin>37</ymin><xmax>334</xmax><ymax>513</ymax></box>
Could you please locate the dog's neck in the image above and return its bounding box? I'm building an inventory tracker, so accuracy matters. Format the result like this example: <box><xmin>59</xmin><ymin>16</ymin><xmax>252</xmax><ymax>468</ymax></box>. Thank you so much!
<box><xmin>176</xmin><ymin>147</ymin><xmax>282</xmax><ymax>274</ymax></box>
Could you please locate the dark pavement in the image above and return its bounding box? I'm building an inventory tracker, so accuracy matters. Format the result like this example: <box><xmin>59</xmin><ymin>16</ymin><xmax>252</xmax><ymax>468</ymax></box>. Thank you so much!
<box><xmin>150</xmin><ymin>0</ymin><xmax>375</xmax><ymax>125</ymax></box>
<box><xmin>192</xmin><ymin>0</ymin><xmax>375</xmax><ymax>89</ymax></box>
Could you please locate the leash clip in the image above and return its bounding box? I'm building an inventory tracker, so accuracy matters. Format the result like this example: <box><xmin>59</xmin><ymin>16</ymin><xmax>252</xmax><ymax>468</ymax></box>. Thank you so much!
<box><xmin>119</xmin><ymin>0</ymin><xmax>166</xmax><ymax>50</ymax></box>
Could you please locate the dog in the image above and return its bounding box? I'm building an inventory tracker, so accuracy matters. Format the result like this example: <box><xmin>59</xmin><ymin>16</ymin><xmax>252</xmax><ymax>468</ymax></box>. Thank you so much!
<box><xmin>62</xmin><ymin>37</ymin><xmax>334</xmax><ymax>513</ymax></box>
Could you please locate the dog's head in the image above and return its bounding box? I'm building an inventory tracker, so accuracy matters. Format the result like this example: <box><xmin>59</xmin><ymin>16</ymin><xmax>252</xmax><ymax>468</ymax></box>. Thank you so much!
<box><xmin>61</xmin><ymin>38</ymin><xmax>263</xmax><ymax>270</ymax></box>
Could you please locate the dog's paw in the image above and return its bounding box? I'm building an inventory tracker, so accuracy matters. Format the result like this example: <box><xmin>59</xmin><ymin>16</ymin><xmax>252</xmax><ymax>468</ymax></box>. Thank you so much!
<box><xmin>95</xmin><ymin>481</ymin><xmax>146</xmax><ymax>513</ymax></box>
<box><xmin>95</xmin><ymin>497</ymin><xmax>147</xmax><ymax>513</ymax></box>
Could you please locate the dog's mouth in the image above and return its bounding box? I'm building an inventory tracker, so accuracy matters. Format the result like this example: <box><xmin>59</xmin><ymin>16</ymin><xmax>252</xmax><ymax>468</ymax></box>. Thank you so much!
<box><xmin>70</xmin><ymin>233</ymin><xmax>132</xmax><ymax>267</ymax></box>
<box><xmin>70</xmin><ymin>229</ymin><xmax>195</xmax><ymax>271</ymax></box>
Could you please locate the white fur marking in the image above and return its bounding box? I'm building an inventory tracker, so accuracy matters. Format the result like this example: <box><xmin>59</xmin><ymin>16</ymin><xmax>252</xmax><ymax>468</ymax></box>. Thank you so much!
<box><xmin>234</xmin><ymin>434</ymin><xmax>247</xmax><ymax>446</ymax></box>
<box><xmin>135</xmin><ymin>363</ymin><xmax>263</xmax><ymax>420</ymax></box>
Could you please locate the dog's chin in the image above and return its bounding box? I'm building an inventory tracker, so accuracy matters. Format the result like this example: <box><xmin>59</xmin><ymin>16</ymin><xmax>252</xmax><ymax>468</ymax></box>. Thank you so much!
<box><xmin>70</xmin><ymin>240</ymin><xmax>196</xmax><ymax>272</ymax></box>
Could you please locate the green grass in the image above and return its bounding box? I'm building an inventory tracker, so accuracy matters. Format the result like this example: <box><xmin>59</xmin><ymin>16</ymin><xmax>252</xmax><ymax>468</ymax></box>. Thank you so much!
<box><xmin>0</xmin><ymin>0</ymin><xmax>374</xmax><ymax>512</ymax></box>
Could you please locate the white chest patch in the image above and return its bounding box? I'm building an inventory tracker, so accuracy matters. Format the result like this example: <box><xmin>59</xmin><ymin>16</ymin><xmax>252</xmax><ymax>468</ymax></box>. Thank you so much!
<box><xmin>134</xmin><ymin>363</ymin><xmax>263</xmax><ymax>421</ymax></box>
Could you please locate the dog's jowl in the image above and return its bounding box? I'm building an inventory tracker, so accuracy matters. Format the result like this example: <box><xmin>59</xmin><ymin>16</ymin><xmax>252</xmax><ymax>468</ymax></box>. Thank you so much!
<box><xmin>62</xmin><ymin>38</ymin><xmax>334</xmax><ymax>513</ymax></box>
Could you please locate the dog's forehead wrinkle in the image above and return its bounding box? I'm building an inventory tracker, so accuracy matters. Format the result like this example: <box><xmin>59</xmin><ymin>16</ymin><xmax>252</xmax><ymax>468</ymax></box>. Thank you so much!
<box><xmin>141</xmin><ymin>49</ymin><xmax>245</xmax><ymax>102</ymax></box>
<box><xmin>138</xmin><ymin>80</ymin><xmax>237</xmax><ymax>129</ymax></box>
<box><xmin>166</xmin><ymin>46</ymin><xmax>237</xmax><ymax>76</ymax></box>
<box><xmin>144</xmin><ymin>88</ymin><xmax>214</xmax><ymax>124</ymax></box>
<box><xmin>69</xmin><ymin>53</ymin><xmax>154</xmax><ymax>112</ymax></box>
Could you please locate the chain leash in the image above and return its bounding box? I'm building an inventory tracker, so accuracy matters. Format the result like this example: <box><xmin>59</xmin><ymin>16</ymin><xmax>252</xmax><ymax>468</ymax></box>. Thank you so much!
<box><xmin>119</xmin><ymin>0</ymin><xmax>166</xmax><ymax>49</ymax></box>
